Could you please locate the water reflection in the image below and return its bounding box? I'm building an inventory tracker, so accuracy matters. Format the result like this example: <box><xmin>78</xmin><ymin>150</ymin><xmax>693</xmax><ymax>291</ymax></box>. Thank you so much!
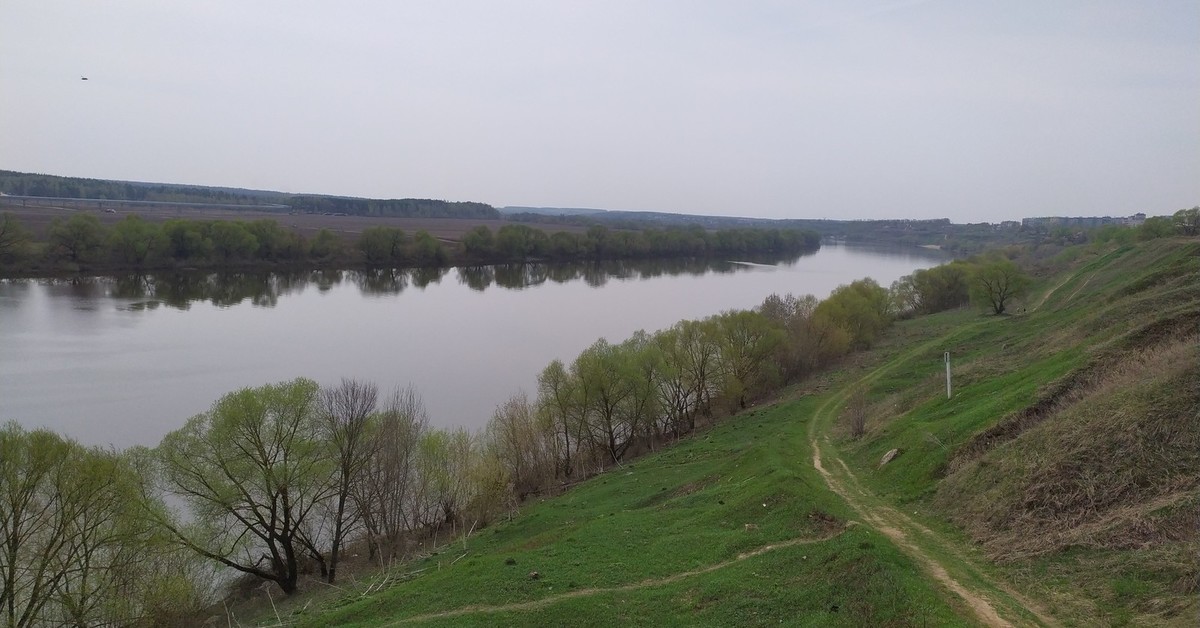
<box><xmin>3</xmin><ymin>252</ymin><xmax>828</xmax><ymax>309</ymax></box>
<box><xmin>0</xmin><ymin>244</ymin><xmax>948</xmax><ymax>449</ymax></box>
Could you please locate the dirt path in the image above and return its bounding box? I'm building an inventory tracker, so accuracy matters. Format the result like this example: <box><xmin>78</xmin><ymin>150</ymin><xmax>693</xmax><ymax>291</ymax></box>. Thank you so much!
<box><xmin>388</xmin><ymin>530</ymin><xmax>847</xmax><ymax>625</ymax></box>
<box><xmin>1032</xmin><ymin>265</ymin><xmax>1096</xmax><ymax>313</ymax></box>
<box><xmin>808</xmin><ymin>370</ymin><xmax>1060</xmax><ymax>627</ymax></box>
<box><xmin>811</xmin><ymin>430</ymin><xmax>1013</xmax><ymax>626</ymax></box>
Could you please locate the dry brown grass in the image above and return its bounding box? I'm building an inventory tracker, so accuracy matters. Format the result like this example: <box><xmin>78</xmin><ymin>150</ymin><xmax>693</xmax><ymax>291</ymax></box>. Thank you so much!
<box><xmin>935</xmin><ymin>335</ymin><xmax>1200</xmax><ymax>560</ymax></box>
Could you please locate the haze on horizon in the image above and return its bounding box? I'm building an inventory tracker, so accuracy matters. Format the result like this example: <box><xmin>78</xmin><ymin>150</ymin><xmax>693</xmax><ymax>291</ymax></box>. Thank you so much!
<box><xmin>1</xmin><ymin>1</ymin><xmax>1197</xmax><ymax>223</ymax></box>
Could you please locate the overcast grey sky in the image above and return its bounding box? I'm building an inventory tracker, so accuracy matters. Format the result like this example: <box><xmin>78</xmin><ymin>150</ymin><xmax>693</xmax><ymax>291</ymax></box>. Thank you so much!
<box><xmin>1</xmin><ymin>1</ymin><xmax>1197</xmax><ymax>221</ymax></box>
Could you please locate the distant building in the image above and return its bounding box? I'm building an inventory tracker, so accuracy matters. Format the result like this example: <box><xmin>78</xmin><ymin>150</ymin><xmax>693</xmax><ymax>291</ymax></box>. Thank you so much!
<box><xmin>1021</xmin><ymin>213</ymin><xmax>1146</xmax><ymax>229</ymax></box>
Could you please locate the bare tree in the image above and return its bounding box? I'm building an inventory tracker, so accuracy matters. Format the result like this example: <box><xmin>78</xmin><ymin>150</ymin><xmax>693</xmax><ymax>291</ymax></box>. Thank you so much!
<box><xmin>486</xmin><ymin>392</ymin><xmax>555</xmax><ymax>499</ymax></box>
<box><xmin>352</xmin><ymin>386</ymin><xmax>428</xmax><ymax>561</ymax></box>
<box><xmin>845</xmin><ymin>389</ymin><xmax>869</xmax><ymax>440</ymax></box>
<box><xmin>416</xmin><ymin>428</ymin><xmax>476</xmax><ymax>533</ymax></box>
<box><xmin>317</xmin><ymin>378</ymin><xmax>378</xmax><ymax>584</ymax></box>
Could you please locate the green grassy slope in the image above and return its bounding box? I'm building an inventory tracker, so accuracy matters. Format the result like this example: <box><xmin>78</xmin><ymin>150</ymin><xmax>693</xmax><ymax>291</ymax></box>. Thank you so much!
<box><xmin>248</xmin><ymin>237</ymin><xmax>1197</xmax><ymax>627</ymax></box>
<box><xmin>825</xmin><ymin>238</ymin><xmax>1199</xmax><ymax>625</ymax></box>
<box><xmin>280</xmin><ymin>398</ymin><xmax>968</xmax><ymax>626</ymax></box>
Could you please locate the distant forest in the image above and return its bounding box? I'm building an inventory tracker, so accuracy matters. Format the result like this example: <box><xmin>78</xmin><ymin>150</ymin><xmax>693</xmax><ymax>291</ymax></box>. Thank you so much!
<box><xmin>0</xmin><ymin>171</ymin><xmax>500</xmax><ymax>220</ymax></box>
<box><xmin>4</xmin><ymin>169</ymin><xmax>1132</xmax><ymax>255</ymax></box>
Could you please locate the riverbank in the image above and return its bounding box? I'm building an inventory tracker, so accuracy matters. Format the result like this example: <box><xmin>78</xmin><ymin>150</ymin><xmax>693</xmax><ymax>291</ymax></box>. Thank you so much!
<box><xmin>1</xmin><ymin>243</ymin><xmax>938</xmax><ymax>450</ymax></box>
<box><xmin>0</xmin><ymin>208</ymin><xmax>820</xmax><ymax>278</ymax></box>
<box><xmin>234</xmin><ymin>236</ymin><xmax>1197</xmax><ymax>626</ymax></box>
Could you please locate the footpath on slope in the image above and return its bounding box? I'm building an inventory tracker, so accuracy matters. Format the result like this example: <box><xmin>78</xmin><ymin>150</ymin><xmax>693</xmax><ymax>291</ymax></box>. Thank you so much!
<box><xmin>387</xmin><ymin>529</ymin><xmax>848</xmax><ymax>625</ymax></box>
<box><xmin>379</xmin><ymin>273</ymin><xmax>1081</xmax><ymax>626</ymax></box>
<box><xmin>802</xmin><ymin>270</ymin><xmax>1091</xmax><ymax>627</ymax></box>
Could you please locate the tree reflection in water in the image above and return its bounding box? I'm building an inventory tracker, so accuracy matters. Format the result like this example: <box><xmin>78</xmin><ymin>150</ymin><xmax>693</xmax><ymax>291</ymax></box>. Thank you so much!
<box><xmin>19</xmin><ymin>250</ymin><xmax>816</xmax><ymax>310</ymax></box>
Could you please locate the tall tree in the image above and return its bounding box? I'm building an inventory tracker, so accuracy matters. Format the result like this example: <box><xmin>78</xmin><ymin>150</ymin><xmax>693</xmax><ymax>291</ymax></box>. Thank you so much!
<box><xmin>108</xmin><ymin>215</ymin><xmax>167</xmax><ymax>267</ymax></box>
<box><xmin>572</xmin><ymin>340</ymin><xmax>638</xmax><ymax>462</ymax></box>
<box><xmin>358</xmin><ymin>226</ymin><xmax>408</xmax><ymax>266</ymax></box>
<box><xmin>205</xmin><ymin>221</ymin><xmax>258</xmax><ymax>262</ymax></box>
<box><xmin>0</xmin><ymin>424</ymin><xmax>182</xmax><ymax>627</ymax></box>
<box><xmin>536</xmin><ymin>360</ymin><xmax>582</xmax><ymax>477</ymax></box>
<box><xmin>411</xmin><ymin>230</ymin><xmax>447</xmax><ymax>265</ymax></box>
<box><xmin>814</xmin><ymin>279</ymin><xmax>892</xmax><ymax>348</ymax></box>
<box><xmin>317</xmin><ymin>379</ymin><xmax>378</xmax><ymax>584</ymax></box>
<box><xmin>0</xmin><ymin>212</ymin><xmax>29</xmax><ymax>261</ymax></box>
<box><xmin>486</xmin><ymin>392</ymin><xmax>554</xmax><ymax>498</ymax></box>
<box><xmin>675</xmin><ymin>319</ymin><xmax>723</xmax><ymax>428</ymax></box>
<box><xmin>154</xmin><ymin>378</ymin><xmax>332</xmax><ymax>594</ymax></box>
<box><xmin>47</xmin><ymin>213</ymin><xmax>106</xmax><ymax>264</ymax></box>
<box><xmin>714</xmin><ymin>310</ymin><xmax>784</xmax><ymax>409</ymax></box>
<box><xmin>352</xmin><ymin>386</ymin><xmax>427</xmax><ymax>560</ymax></box>
<box><xmin>969</xmin><ymin>258</ymin><xmax>1030</xmax><ymax>315</ymax></box>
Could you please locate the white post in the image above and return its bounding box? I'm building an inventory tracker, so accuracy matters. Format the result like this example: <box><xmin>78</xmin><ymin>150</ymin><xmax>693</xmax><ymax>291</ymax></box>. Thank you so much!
<box><xmin>944</xmin><ymin>351</ymin><xmax>952</xmax><ymax>399</ymax></box>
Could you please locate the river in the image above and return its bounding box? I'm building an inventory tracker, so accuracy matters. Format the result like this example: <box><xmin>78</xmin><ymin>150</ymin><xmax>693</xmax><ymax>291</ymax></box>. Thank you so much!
<box><xmin>0</xmin><ymin>244</ymin><xmax>945</xmax><ymax>448</ymax></box>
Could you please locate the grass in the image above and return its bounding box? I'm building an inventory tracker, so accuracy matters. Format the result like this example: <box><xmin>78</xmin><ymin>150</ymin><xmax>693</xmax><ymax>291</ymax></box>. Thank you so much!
<box><xmin>822</xmin><ymin>237</ymin><xmax>1200</xmax><ymax>626</ymax></box>
<box><xmin>233</xmin><ymin>237</ymin><xmax>1198</xmax><ymax>627</ymax></box>
<box><xmin>239</xmin><ymin>398</ymin><xmax>969</xmax><ymax>626</ymax></box>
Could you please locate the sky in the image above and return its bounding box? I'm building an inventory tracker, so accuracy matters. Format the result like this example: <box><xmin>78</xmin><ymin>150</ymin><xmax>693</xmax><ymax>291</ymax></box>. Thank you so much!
<box><xmin>1</xmin><ymin>1</ymin><xmax>1197</xmax><ymax>222</ymax></box>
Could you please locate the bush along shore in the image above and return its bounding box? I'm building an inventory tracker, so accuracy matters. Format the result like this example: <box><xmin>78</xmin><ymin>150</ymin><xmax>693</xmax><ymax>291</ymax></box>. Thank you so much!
<box><xmin>0</xmin><ymin>211</ymin><xmax>820</xmax><ymax>277</ymax></box>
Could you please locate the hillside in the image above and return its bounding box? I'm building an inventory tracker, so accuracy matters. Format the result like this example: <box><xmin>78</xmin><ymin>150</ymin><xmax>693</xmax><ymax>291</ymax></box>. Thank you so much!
<box><xmin>813</xmin><ymin>237</ymin><xmax>1199</xmax><ymax>625</ymax></box>
<box><xmin>218</xmin><ymin>237</ymin><xmax>1197</xmax><ymax>626</ymax></box>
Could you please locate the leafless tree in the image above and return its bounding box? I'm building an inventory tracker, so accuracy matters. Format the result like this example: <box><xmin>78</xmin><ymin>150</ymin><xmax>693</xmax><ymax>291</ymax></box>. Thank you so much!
<box><xmin>845</xmin><ymin>388</ymin><xmax>869</xmax><ymax>440</ymax></box>
<box><xmin>317</xmin><ymin>378</ymin><xmax>378</xmax><ymax>583</ymax></box>
<box><xmin>351</xmin><ymin>386</ymin><xmax>427</xmax><ymax>561</ymax></box>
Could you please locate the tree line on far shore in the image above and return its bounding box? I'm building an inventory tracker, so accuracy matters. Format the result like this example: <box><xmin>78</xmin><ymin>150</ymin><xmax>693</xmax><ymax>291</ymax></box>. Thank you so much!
<box><xmin>0</xmin><ymin>212</ymin><xmax>820</xmax><ymax>275</ymax></box>
<box><xmin>0</xmin><ymin>248</ymin><xmax>1041</xmax><ymax>625</ymax></box>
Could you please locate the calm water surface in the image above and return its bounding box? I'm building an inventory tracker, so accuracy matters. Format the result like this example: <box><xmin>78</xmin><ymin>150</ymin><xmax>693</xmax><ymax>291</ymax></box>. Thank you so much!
<box><xmin>0</xmin><ymin>245</ymin><xmax>944</xmax><ymax>447</ymax></box>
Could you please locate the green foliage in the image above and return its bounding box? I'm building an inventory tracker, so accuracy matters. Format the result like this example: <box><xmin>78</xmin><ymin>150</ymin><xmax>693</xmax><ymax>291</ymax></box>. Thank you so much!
<box><xmin>1090</xmin><ymin>224</ymin><xmax>1135</xmax><ymax>246</ymax></box>
<box><xmin>495</xmin><ymin>224</ymin><xmax>548</xmax><ymax>260</ymax></box>
<box><xmin>283</xmin><ymin>400</ymin><xmax>961</xmax><ymax>627</ymax></box>
<box><xmin>47</xmin><ymin>213</ymin><xmax>107</xmax><ymax>263</ymax></box>
<box><xmin>162</xmin><ymin>219</ymin><xmax>214</xmax><ymax>260</ymax></box>
<box><xmin>815</xmin><ymin>278</ymin><xmax>893</xmax><ymax>348</ymax></box>
<box><xmin>245</xmin><ymin>218</ymin><xmax>305</xmax><ymax>260</ymax></box>
<box><xmin>357</xmin><ymin>226</ymin><xmax>409</xmax><ymax>266</ymax></box>
<box><xmin>828</xmin><ymin>238</ymin><xmax>1200</xmax><ymax>624</ymax></box>
<box><xmin>412</xmin><ymin>230</ymin><xmax>447</xmax><ymax>265</ymax></box>
<box><xmin>1173</xmin><ymin>206</ymin><xmax>1199</xmax><ymax>236</ymax></box>
<box><xmin>0</xmin><ymin>423</ymin><xmax>190</xmax><ymax>627</ymax></box>
<box><xmin>1136</xmin><ymin>216</ymin><xmax>1177</xmax><ymax>240</ymax></box>
<box><xmin>309</xmin><ymin>228</ymin><xmax>343</xmax><ymax>259</ymax></box>
<box><xmin>462</xmin><ymin>225</ymin><xmax>496</xmax><ymax>259</ymax></box>
<box><xmin>287</xmin><ymin>195</ymin><xmax>500</xmax><ymax>219</ymax></box>
<box><xmin>206</xmin><ymin>220</ymin><xmax>259</xmax><ymax>261</ymax></box>
<box><xmin>0</xmin><ymin>169</ymin><xmax>279</xmax><ymax>205</ymax></box>
<box><xmin>713</xmin><ymin>309</ymin><xmax>784</xmax><ymax>408</ymax></box>
<box><xmin>155</xmin><ymin>378</ymin><xmax>332</xmax><ymax>594</ymax></box>
<box><xmin>0</xmin><ymin>212</ymin><xmax>29</xmax><ymax>262</ymax></box>
<box><xmin>968</xmin><ymin>258</ymin><xmax>1030</xmax><ymax>315</ymax></box>
<box><xmin>892</xmin><ymin>262</ymin><xmax>972</xmax><ymax>316</ymax></box>
<box><xmin>108</xmin><ymin>215</ymin><xmax>167</xmax><ymax>266</ymax></box>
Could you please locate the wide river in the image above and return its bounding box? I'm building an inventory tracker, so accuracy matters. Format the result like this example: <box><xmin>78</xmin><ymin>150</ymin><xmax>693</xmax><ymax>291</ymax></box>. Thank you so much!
<box><xmin>0</xmin><ymin>244</ymin><xmax>944</xmax><ymax>448</ymax></box>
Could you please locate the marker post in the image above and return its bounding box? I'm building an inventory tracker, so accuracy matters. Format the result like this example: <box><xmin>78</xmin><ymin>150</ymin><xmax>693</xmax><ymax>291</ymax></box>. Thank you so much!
<box><xmin>944</xmin><ymin>352</ymin><xmax>952</xmax><ymax>399</ymax></box>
